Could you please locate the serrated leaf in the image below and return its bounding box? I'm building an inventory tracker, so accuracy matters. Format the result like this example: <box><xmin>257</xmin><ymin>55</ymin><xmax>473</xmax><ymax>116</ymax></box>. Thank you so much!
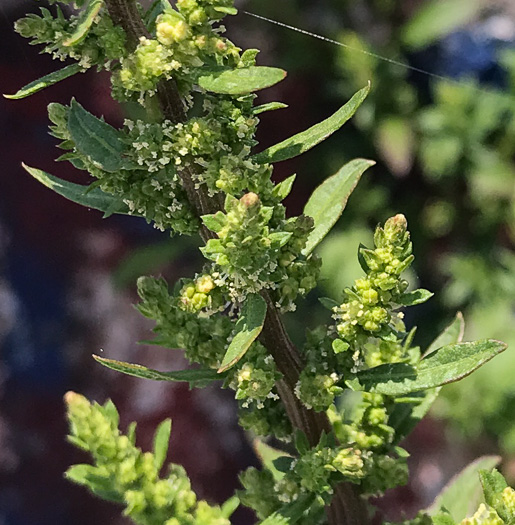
<box><xmin>197</xmin><ymin>66</ymin><xmax>286</xmax><ymax>95</ymax></box>
<box><xmin>357</xmin><ymin>340</ymin><xmax>507</xmax><ymax>396</ymax></box>
<box><xmin>397</xmin><ymin>289</ymin><xmax>434</xmax><ymax>306</ymax></box>
<box><xmin>253</xmin><ymin>440</ymin><xmax>290</xmax><ymax>481</ymax></box>
<box><xmin>402</xmin><ymin>0</ymin><xmax>481</xmax><ymax>50</ymax></box>
<box><xmin>259</xmin><ymin>494</ymin><xmax>316</xmax><ymax>525</ymax></box>
<box><xmin>68</xmin><ymin>99</ymin><xmax>129</xmax><ymax>172</ymax></box>
<box><xmin>22</xmin><ymin>164</ymin><xmax>132</xmax><ymax>215</ymax></box>
<box><xmin>4</xmin><ymin>63</ymin><xmax>83</xmax><ymax>100</ymax></box>
<box><xmin>254</xmin><ymin>83</ymin><xmax>370</xmax><ymax>165</ymax></box>
<box><xmin>253</xmin><ymin>102</ymin><xmax>288</xmax><ymax>115</ymax></box>
<box><xmin>272</xmin><ymin>174</ymin><xmax>296</xmax><ymax>201</ymax></box>
<box><xmin>390</xmin><ymin>313</ymin><xmax>465</xmax><ymax>442</ymax></box>
<box><xmin>424</xmin><ymin>312</ymin><xmax>465</xmax><ymax>357</ymax></box>
<box><xmin>479</xmin><ymin>469</ymin><xmax>508</xmax><ymax>508</ymax></box>
<box><xmin>64</xmin><ymin>0</ymin><xmax>104</xmax><ymax>46</ymax></box>
<box><xmin>218</xmin><ymin>294</ymin><xmax>267</xmax><ymax>373</ymax></box>
<box><xmin>302</xmin><ymin>158</ymin><xmax>375</xmax><ymax>255</ymax></box>
<box><xmin>152</xmin><ymin>419</ymin><xmax>171</xmax><ymax>472</ymax></box>
<box><xmin>93</xmin><ymin>355</ymin><xmax>222</xmax><ymax>387</ymax></box>
<box><xmin>427</xmin><ymin>456</ymin><xmax>501</xmax><ymax>521</ymax></box>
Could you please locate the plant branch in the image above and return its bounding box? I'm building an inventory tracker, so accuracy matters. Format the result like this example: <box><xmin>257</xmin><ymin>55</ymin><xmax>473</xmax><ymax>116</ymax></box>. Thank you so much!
<box><xmin>102</xmin><ymin>1</ymin><xmax>369</xmax><ymax>522</ymax></box>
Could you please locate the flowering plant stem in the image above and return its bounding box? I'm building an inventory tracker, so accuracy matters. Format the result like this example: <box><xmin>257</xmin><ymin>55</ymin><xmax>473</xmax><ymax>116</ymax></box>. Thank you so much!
<box><xmin>102</xmin><ymin>2</ymin><xmax>368</xmax><ymax>521</ymax></box>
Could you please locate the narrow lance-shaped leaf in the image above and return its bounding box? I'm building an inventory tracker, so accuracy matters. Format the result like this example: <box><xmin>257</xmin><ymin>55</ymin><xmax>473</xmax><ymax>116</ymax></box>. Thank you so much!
<box><xmin>4</xmin><ymin>64</ymin><xmax>83</xmax><ymax>100</ymax></box>
<box><xmin>152</xmin><ymin>419</ymin><xmax>172</xmax><ymax>472</ymax></box>
<box><xmin>197</xmin><ymin>66</ymin><xmax>287</xmax><ymax>95</ymax></box>
<box><xmin>390</xmin><ymin>312</ymin><xmax>466</xmax><ymax>443</ymax></box>
<box><xmin>68</xmin><ymin>98</ymin><xmax>130</xmax><ymax>172</ymax></box>
<box><xmin>218</xmin><ymin>294</ymin><xmax>267</xmax><ymax>373</ymax></box>
<box><xmin>253</xmin><ymin>102</ymin><xmax>288</xmax><ymax>115</ymax></box>
<box><xmin>254</xmin><ymin>83</ymin><xmax>370</xmax><ymax>165</ymax></box>
<box><xmin>357</xmin><ymin>339</ymin><xmax>507</xmax><ymax>396</ymax></box>
<box><xmin>302</xmin><ymin>158</ymin><xmax>375</xmax><ymax>255</ymax></box>
<box><xmin>272</xmin><ymin>174</ymin><xmax>296</xmax><ymax>201</ymax></box>
<box><xmin>93</xmin><ymin>355</ymin><xmax>222</xmax><ymax>387</ymax></box>
<box><xmin>427</xmin><ymin>456</ymin><xmax>501</xmax><ymax>521</ymax></box>
<box><xmin>22</xmin><ymin>164</ymin><xmax>131</xmax><ymax>217</ymax></box>
<box><xmin>64</xmin><ymin>0</ymin><xmax>104</xmax><ymax>46</ymax></box>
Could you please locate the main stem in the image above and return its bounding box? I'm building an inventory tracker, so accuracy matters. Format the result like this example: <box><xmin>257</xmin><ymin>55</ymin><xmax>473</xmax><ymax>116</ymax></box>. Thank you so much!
<box><xmin>103</xmin><ymin>2</ymin><xmax>369</xmax><ymax>523</ymax></box>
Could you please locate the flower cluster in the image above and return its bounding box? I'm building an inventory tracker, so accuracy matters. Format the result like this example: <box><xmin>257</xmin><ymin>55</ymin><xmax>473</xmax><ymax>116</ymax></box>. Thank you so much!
<box><xmin>47</xmin><ymin>103</ymin><xmax>199</xmax><ymax>235</ymax></box>
<box><xmin>117</xmin><ymin>0</ymin><xmax>241</xmax><ymax>98</ymax></box>
<box><xmin>137</xmin><ymin>276</ymin><xmax>232</xmax><ymax>369</ymax></box>
<box><xmin>334</xmin><ymin>214</ymin><xmax>412</xmax><ymax>346</ymax></box>
<box><xmin>16</xmin><ymin>5</ymin><xmax>127</xmax><ymax>69</ymax></box>
<box><xmin>65</xmin><ymin>392</ymin><xmax>231</xmax><ymax>525</ymax></box>
<box><xmin>202</xmin><ymin>193</ymin><xmax>320</xmax><ymax>309</ymax></box>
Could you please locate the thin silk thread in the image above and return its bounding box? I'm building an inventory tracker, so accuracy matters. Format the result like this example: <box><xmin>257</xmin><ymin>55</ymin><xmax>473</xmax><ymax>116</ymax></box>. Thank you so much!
<box><xmin>242</xmin><ymin>9</ymin><xmax>514</xmax><ymax>101</ymax></box>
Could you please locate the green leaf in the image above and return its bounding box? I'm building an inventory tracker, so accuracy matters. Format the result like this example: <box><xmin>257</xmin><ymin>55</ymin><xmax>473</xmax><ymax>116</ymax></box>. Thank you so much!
<box><xmin>65</xmin><ymin>464</ymin><xmax>122</xmax><ymax>503</ymax></box>
<box><xmin>402</xmin><ymin>0</ymin><xmax>481</xmax><ymax>50</ymax></box>
<box><xmin>22</xmin><ymin>164</ymin><xmax>132</xmax><ymax>216</ymax></box>
<box><xmin>197</xmin><ymin>66</ymin><xmax>286</xmax><ymax>95</ymax></box>
<box><xmin>253</xmin><ymin>439</ymin><xmax>290</xmax><ymax>481</ymax></box>
<box><xmin>302</xmin><ymin>158</ymin><xmax>375</xmax><ymax>255</ymax></box>
<box><xmin>424</xmin><ymin>312</ymin><xmax>465</xmax><ymax>357</ymax></box>
<box><xmin>427</xmin><ymin>456</ymin><xmax>501</xmax><ymax>521</ymax></box>
<box><xmin>93</xmin><ymin>356</ymin><xmax>222</xmax><ymax>387</ymax></box>
<box><xmin>221</xmin><ymin>496</ymin><xmax>240</xmax><ymax>518</ymax></box>
<box><xmin>202</xmin><ymin>211</ymin><xmax>227</xmax><ymax>233</ymax></box>
<box><xmin>68</xmin><ymin>99</ymin><xmax>129</xmax><ymax>172</ymax></box>
<box><xmin>432</xmin><ymin>513</ymin><xmax>456</xmax><ymax>525</ymax></box>
<box><xmin>357</xmin><ymin>339</ymin><xmax>507</xmax><ymax>396</ymax></box>
<box><xmin>152</xmin><ymin>419</ymin><xmax>171</xmax><ymax>472</ymax></box>
<box><xmin>479</xmin><ymin>469</ymin><xmax>508</xmax><ymax>507</ymax></box>
<box><xmin>319</xmin><ymin>297</ymin><xmax>339</xmax><ymax>310</ymax></box>
<box><xmin>397</xmin><ymin>289</ymin><xmax>434</xmax><ymax>306</ymax></box>
<box><xmin>254</xmin><ymin>83</ymin><xmax>370</xmax><ymax>165</ymax></box>
<box><xmin>144</xmin><ymin>0</ymin><xmax>169</xmax><ymax>31</ymax></box>
<box><xmin>64</xmin><ymin>0</ymin><xmax>104</xmax><ymax>46</ymax></box>
<box><xmin>272</xmin><ymin>174</ymin><xmax>296</xmax><ymax>201</ymax></box>
<box><xmin>213</xmin><ymin>6</ymin><xmax>238</xmax><ymax>15</ymax></box>
<box><xmin>390</xmin><ymin>313</ymin><xmax>465</xmax><ymax>442</ymax></box>
<box><xmin>4</xmin><ymin>64</ymin><xmax>83</xmax><ymax>100</ymax></box>
<box><xmin>259</xmin><ymin>494</ymin><xmax>316</xmax><ymax>525</ymax></box>
<box><xmin>218</xmin><ymin>294</ymin><xmax>267</xmax><ymax>373</ymax></box>
<box><xmin>253</xmin><ymin>102</ymin><xmax>288</xmax><ymax>115</ymax></box>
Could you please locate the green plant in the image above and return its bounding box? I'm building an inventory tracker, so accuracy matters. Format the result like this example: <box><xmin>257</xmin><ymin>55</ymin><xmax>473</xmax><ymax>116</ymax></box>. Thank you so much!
<box><xmin>8</xmin><ymin>0</ymin><xmax>513</xmax><ymax>523</ymax></box>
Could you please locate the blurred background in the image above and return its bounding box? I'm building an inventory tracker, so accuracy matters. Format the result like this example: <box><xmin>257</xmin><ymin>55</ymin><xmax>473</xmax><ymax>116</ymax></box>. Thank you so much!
<box><xmin>1</xmin><ymin>0</ymin><xmax>515</xmax><ymax>523</ymax></box>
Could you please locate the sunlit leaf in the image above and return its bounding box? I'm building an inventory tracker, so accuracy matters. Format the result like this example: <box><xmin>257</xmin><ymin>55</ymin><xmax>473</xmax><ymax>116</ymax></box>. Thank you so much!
<box><xmin>64</xmin><ymin>0</ymin><xmax>104</xmax><ymax>46</ymax></box>
<box><xmin>22</xmin><ymin>164</ymin><xmax>131</xmax><ymax>216</ymax></box>
<box><xmin>197</xmin><ymin>66</ymin><xmax>286</xmax><ymax>95</ymax></box>
<box><xmin>4</xmin><ymin>64</ymin><xmax>83</xmax><ymax>100</ymax></box>
<box><xmin>302</xmin><ymin>158</ymin><xmax>375</xmax><ymax>255</ymax></box>
<box><xmin>218</xmin><ymin>294</ymin><xmax>267</xmax><ymax>372</ymax></box>
<box><xmin>357</xmin><ymin>340</ymin><xmax>507</xmax><ymax>396</ymax></box>
<box><xmin>259</xmin><ymin>494</ymin><xmax>317</xmax><ymax>525</ymax></box>
<box><xmin>152</xmin><ymin>419</ymin><xmax>171</xmax><ymax>472</ymax></box>
<box><xmin>254</xmin><ymin>83</ymin><xmax>370</xmax><ymax>165</ymax></box>
<box><xmin>94</xmin><ymin>356</ymin><xmax>221</xmax><ymax>387</ymax></box>
<box><xmin>253</xmin><ymin>102</ymin><xmax>288</xmax><ymax>115</ymax></box>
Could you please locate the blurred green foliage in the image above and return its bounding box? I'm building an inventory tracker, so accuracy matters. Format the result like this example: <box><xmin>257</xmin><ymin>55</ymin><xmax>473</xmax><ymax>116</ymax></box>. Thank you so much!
<box><xmin>242</xmin><ymin>0</ymin><xmax>515</xmax><ymax>455</ymax></box>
